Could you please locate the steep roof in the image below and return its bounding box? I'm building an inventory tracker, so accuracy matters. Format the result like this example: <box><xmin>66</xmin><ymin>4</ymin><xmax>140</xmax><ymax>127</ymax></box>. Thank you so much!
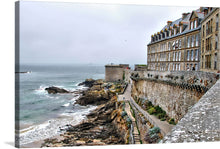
<box><xmin>148</xmin><ymin>8</ymin><xmax>204</xmax><ymax>45</ymax></box>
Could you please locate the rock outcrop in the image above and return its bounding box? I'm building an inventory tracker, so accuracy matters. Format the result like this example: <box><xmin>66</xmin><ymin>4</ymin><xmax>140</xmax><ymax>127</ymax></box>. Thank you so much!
<box><xmin>45</xmin><ymin>86</ymin><xmax>71</xmax><ymax>94</ymax></box>
<box><xmin>75</xmin><ymin>79</ymin><xmax>113</xmax><ymax>106</ymax></box>
<box><xmin>42</xmin><ymin>97</ymin><xmax>125</xmax><ymax>147</ymax></box>
<box><xmin>41</xmin><ymin>79</ymin><xmax>130</xmax><ymax>147</ymax></box>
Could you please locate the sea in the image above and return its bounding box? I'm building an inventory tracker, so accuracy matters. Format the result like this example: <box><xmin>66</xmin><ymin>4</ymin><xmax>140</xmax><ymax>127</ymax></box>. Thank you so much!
<box><xmin>16</xmin><ymin>64</ymin><xmax>105</xmax><ymax>145</ymax></box>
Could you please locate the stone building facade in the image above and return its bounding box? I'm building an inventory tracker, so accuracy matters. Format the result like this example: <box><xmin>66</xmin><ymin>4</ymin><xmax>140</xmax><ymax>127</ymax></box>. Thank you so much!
<box><xmin>147</xmin><ymin>8</ymin><xmax>205</xmax><ymax>71</ymax></box>
<box><xmin>200</xmin><ymin>8</ymin><xmax>220</xmax><ymax>73</ymax></box>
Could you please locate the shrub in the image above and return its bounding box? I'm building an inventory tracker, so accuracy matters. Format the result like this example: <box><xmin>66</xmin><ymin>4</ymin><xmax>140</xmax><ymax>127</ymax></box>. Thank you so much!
<box><xmin>148</xmin><ymin>107</ymin><xmax>156</xmax><ymax>115</ymax></box>
<box><xmin>145</xmin><ymin>101</ymin><xmax>153</xmax><ymax>110</ymax></box>
<box><xmin>157</xmin><ymin>113</ymin><xmax>166</xmax><ymax>119</ymax></box>
<box><xmin>149</xmin><ymin>127</ymin><xmax>160</xmax><ymax>134</ymax></box>
<box><xmin>144</xmin><ymin>131</ymin><xmax>160</xmax><ymax>143</ymax></box>
<box><xmin>160</xmin><ymin>118</ymin><xmax>166</xmax><ymax>121</ymax></box>
<box><xmin>121</xmin><ymin>111</ymin><xmax>127</xmax><ymax>117</ymax></box>
<box><xmin>126</xmin><ymin>117</ymin><xmax>132</xmax><ymax>124</ymax></box>
<box><xmin>155</xmin><ymin>105</ymin><xmax>163</xmax><ymax>114</ymax></box>
<box><xmin>169</xmin><ymin>118</ymin><xmax>176</xmax><ymax>125</ymax></box>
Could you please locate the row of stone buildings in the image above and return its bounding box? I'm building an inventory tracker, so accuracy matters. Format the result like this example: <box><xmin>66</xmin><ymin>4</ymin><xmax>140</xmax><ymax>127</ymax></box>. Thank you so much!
<box><xmin>147</xmin><ymin>7</ymin><xmax>220</xmax><ymax>73</ymax></box>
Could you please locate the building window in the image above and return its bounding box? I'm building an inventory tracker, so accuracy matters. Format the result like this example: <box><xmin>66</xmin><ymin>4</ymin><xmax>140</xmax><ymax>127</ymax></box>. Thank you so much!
<box><xmin>179</xmin><ymin>39</ymin><xmax>181</xmax><ymax>49</ymax></box>
<box><xmin>175</xmin><ymin>52</ymin><xmax>178</xmax><ymax>61</ymax></box>
<box><xmin>168</xmin><ymin>42</ymin><xmax>171</xmax><ymax>50</ymax></box>
<box><xmin>180</xmin><ymin>26</ymin><xmax>182</xmax><ymax>33</ymax></box>
<box><xmin>194</xmin><ymin>20</ymin><xmax>197</xmax><ymax>28</ymax></box>
<box><xmin>175</xmin><ymin>40</ymin><xmax>179</xmax><ymax>49</ymax></box>
<box><xmin>191</xmin><ymin>22</ymin><xmax>193</xmax><ymax>29</ymax></box>
<box><xmin>202</xmin><ymin>40</ymin><xmax>204</xmax><ymax>53</ymax></box>
<box><xmin>202</xmin><ymin>25</ymin><xmax>205</xmax><ymax>37</ymax></box>
<box><xmin>216</xmin><ymin>14</ymin><xmax>219</xmax><ymax>31</ymax></box>
<box><xmin>187</xmin><ymin>50</ymin><xmax>190</xmax><ymax>61</ymax></box>
<box><xmin>186</xmin><ymin>64</ymin><xmax>189</xmax><ymax>70</ymax></box>
<box><xmin>215</xmin><ymin>35</ymin><xmax>218</xmax><ymax>50</ymax></box>
<box><xmin>206</xmin><ymin>37</ymin><xmax>212</xmax><ymax>51</ymax></box>
<box><xmin>179</xmin><ymin>51</ymin><xmax>181</xmax><ymax>61</ymax></box>
<box><xmin>202</xmin><ymin>56</ymin><xmax>204</xmax><ymax>68</ymax></box>
<box><xmin>195</xmin><ymin>34</ymin><xmax>199</xmax><ymax>46</ymax></box>
<box><xmin>214</xmin><ymin>53</ymin><xmax>217</xmax><ymax>70</ymax></box>
<box><xmin>173</xmin><ymin>64</ymin><xmax>175</xmax><ymax>71</ymax></box>
<box><xmin>168</xmin><ymin>53</ymin><xmax>170</xmax><ymax>61</ymax></box>
<box><xmin>172</xmin><ymin>41</ymin><xmax>176</xmax><ymax>50</ymax></box>
<box><xmin>187</xmin><ymin>36</ymin><xmax>190</xmax><ymax>48</ymax></box>
<box><xmin>195</xmin><ymin>64</ymin><xmax>198</xmax><ymax>70</ymax></box>
<box><xmin>173</xmin><ymin>52</ymin><xmax>175</xmax><ymax>61</ymax></box>
<box><xmin>191</xmin><ymin>50</ymin><xmax>194</xmax><ymax>61</ymax></box>
<box><xmin>206</xmin><ymin>22</ymin><xmax>209</xmax><ymax>35</ymax></box>
<box><xmin>195</xmin><ymin>49</ymin><xmax>198</xmax><ymax>61</ymax></box>
<box><xmin>205</xmin><ymin>54</ymin><xmax>211</xmax><ymax>69</ymax></box>
<box><xmin>191</xmin><ymin>35</ymin><xmax>194</xmax><ymax>47</ymax></box>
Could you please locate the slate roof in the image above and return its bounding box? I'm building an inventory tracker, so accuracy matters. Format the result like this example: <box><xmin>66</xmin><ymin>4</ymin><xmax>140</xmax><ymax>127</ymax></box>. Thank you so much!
<box><xmin>148</xmin><ymin>8</ymin><xmax>205</xmax><ymax>46</ymax></box>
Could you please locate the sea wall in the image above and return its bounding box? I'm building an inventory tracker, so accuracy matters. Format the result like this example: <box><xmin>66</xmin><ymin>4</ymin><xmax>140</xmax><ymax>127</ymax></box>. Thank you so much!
<box><xmin>131</xmin><ymin>70</ymin><xmax>219</xmax><ymax>122</ymax></box>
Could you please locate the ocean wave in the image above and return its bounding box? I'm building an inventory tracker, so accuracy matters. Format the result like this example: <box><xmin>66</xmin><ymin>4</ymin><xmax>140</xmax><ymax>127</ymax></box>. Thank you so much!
<box><xmin>34</xmin><ymin>85</ymin><xmax>48</xmax><ymax>95</ymax></box>
<box><xmin>61</xmin><ymin>103</ymin><xmax>70</xmax><ymax>107</ymax></box>
<box><xmin>18</xmin><ymin>105</ymin><xmax>97</xmax><ymax>146</ymax></box>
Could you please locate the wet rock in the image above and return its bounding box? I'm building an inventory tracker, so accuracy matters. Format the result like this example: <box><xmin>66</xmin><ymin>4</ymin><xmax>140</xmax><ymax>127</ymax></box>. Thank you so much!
<box><xmin>45</xmin><ymin>86</ymin><xmax>71</xmax><ymax>94</ymax></box>
<box><xmin>78</xmin><ymin>79</ymin><xmax>96</xmax><ymax>87</ymax></box>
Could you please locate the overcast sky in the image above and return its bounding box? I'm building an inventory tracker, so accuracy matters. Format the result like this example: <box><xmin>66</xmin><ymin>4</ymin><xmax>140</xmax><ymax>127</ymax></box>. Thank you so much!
<box><xmin>20</xmin><ymin>1</ymin><xmax>198</xmax><ymax>65</ymax></box>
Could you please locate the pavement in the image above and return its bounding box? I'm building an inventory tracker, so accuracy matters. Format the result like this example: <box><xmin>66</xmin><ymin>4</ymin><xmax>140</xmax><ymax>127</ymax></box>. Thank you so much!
<box><xmin>118</xmin><ymin>83</ymin><xmax>174</xmax><ymax>137</ymax></box>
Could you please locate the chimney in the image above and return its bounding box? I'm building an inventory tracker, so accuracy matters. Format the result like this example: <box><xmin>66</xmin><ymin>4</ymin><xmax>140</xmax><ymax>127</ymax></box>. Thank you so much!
<box><xmin>167</xmin><ymin>21</ymin><xmax>172</xmax><ymax>26</ymax></box>
<box><xmin>182</xmin><ymin>13</ymin><xmax>189</xmax><ymax>19</ymax></box>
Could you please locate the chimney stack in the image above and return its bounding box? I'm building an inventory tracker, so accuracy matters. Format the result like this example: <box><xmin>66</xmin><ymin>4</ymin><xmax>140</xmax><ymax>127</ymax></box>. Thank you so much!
<box><xmin>182</xmin><ymin>13</ymin><xmax>189</xmax><ymax>19</ymax></box>
<box><xmin>167</xmin><ymin>21</ymin><xmax>172</xmax><ymax>26</ymax></box>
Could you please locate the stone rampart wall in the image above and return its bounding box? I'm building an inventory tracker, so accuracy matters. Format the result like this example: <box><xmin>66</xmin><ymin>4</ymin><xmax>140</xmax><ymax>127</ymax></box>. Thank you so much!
<box><xmin>131</xmin><ymin>70</ymin><xmax>219</xmax><ymax>122</ymax></box>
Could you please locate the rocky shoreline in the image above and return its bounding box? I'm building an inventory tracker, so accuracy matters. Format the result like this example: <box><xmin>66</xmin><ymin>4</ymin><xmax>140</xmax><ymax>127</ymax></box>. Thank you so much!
<box><xmin>41</xmin><ymin>79</ymin><xmax>129</xmax><ymax>147</ymax></box>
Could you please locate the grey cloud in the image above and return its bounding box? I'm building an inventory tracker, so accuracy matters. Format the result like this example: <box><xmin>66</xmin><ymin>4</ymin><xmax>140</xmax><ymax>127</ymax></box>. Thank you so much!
<box><xmin>19</xmin><ymin>1</ymin><xmax>198</xmax><ymax>65</ymax></box>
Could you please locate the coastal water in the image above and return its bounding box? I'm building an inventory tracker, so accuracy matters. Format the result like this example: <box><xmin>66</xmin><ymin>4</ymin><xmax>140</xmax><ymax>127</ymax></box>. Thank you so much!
<box><xmin>16</xmin><ymin>64</ymin><xmax>105</xmax><ymax>145</ymax></box>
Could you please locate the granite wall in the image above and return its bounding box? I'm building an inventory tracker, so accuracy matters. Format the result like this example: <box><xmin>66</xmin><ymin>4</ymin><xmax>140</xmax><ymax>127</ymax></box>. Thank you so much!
<box><xmin>131</xmin><ymin>70</ymin><xmax>219</xmax><ymax>122</ymax></box>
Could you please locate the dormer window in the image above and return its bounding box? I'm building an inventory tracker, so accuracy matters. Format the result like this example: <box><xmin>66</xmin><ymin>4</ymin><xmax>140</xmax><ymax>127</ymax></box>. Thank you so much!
<box><xmin>174</xmin><ymin>28</ymin><xmax>176</xmax><ymax>35</ymax></box>
<box><xmin>166</xmin><ymin>31</ymin><xmax>169</xmax><ymax>37</ymax></box>
<box><xmin>162</xmin><ymin>33</ymin><xmax>165</xmax><ymax>38</ymax></box>
<box><xmin>194</xmin><ymin>20</ymin><xmax>197</xmax><ymax>28</ymax></box>
<box><xmin>151</xmin><ymin>36</ymin><xmax>154</xmax><ymax>42</ymax></box>
<box><xmin>190</xmin><ymin>21</ymin><xmax>193</xmax><ymax>29</ymax></box>
<box><xmin>158</xmin><ymin>34</ymin><xmax>161</xmax><ymax>40</ymax></box>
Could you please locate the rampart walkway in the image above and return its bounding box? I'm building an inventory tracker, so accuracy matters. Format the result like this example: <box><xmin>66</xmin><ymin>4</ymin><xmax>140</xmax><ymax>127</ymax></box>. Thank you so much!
<box><xmin>118</xmin><ymin>84</ymin><xmax>174</xmax><ymax>137</ymax></box>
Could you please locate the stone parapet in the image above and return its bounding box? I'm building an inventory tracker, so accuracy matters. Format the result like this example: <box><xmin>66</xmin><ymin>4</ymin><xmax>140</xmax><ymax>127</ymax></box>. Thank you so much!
<box><xmin>161</xmin><ymin>79</ymin><xmax>220</xmax><ymax>143</ymax></box>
